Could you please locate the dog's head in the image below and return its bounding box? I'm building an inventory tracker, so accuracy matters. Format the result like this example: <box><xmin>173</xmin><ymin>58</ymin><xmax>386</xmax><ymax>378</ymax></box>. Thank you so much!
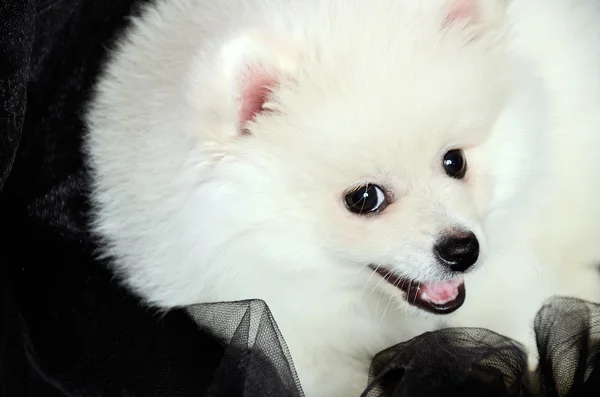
<box><xmin>141</xmin><ymin>0</ymin><xmax>514</xmax><ymax>313</ymax></box>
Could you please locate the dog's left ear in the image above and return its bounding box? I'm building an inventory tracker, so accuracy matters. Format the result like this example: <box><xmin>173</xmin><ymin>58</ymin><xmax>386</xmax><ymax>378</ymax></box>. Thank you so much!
<box><xmin>219</xmin><ymin>31</ymin><xmax>298</xmax><ymax>135</ymax></box>
<box><xmin>444</xmin><ymin>0</ymin><xmax>509</xmax><ymax>30</ymax></box>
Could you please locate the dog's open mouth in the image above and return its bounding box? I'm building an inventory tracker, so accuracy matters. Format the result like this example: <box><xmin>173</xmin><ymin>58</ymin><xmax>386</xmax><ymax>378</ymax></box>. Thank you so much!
<box><xmin>369</xmin><ymin>266</ymin><xmax>466</xmax><ymax>314</ymax></box>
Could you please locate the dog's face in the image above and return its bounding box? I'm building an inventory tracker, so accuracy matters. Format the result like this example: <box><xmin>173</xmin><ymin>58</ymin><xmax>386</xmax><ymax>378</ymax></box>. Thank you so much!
<box><xmin>189</xmin><ymin>0</ymin><xmax>513</xmax><ymax>313</ymax></box>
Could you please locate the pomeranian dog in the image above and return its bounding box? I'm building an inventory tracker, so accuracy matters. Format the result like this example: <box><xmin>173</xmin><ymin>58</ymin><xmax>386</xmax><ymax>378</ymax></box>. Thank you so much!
<box><xmin>84</xmin><ymin>0</ymin><xmax>600</xmax><ymax>395</ymax></box>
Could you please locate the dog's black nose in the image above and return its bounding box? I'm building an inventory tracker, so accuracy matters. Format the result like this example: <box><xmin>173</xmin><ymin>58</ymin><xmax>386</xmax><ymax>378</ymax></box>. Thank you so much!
<box><xmin>433</xmin><ymin>232</ymin><xmax>479</xmax><ymax>273</ymax></box>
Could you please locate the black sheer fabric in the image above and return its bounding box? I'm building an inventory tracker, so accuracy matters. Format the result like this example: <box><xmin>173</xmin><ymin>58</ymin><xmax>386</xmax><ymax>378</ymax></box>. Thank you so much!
<box><xmin>184</xmin><ymin>297</ymin><xmax>600</xmax><ymax>397</ymax></box>
<box><xmin>359</xmin><ymin>297</ymin><xmax>600</xmax><ymax>397</ymax></box>
<box><xmin>1</xmin><ymin>0</ymin><xmax>600</xmax><ymax>396</ymax></box>
<box><xmin>187</xmin><ymin>301</ymin><xmax>304</xmax><ymax>397</ymax></box>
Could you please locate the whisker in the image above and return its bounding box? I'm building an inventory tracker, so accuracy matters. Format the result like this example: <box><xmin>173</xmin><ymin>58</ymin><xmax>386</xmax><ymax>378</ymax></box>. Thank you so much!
<box><xmin>370</xmin><ymin>265</ymin><xmax>388</xmax><ymax>295</ymax></box>
<box><xmin>379</xmin><ymin>280</ymin><xmax>397</xmax><ymax>325</ymax></box>
<box><xmin>375</xmin><ymin>269</ymin><xmax>396</xmax><ymax>317</ymax></box>
<box><xmin>351</xmin><ymin>263</ymin><xmax>373</xmax><ymax>298</ymax></box>
<box><xmin>413</xmin><ymin>284</ymin><xmax>419</xmax><ymax>306</ymax></box>
<box><xmin>361</xmin><ymin>265</ymin><xmax>377</xmax><ymax>294</ymax></box>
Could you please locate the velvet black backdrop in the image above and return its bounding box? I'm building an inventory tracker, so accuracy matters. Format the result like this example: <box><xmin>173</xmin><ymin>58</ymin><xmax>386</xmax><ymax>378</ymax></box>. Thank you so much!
<box><xmin>0</xmin><ymin>1</ymin><xmax>225</xmax><ymax>395</ymax></box>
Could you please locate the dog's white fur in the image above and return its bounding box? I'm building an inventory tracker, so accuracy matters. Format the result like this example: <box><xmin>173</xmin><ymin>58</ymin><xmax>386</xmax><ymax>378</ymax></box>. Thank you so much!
<box><xmin>84</xmin><ymin>0</ymin><xmax>600</xmax><ymax>396</ymax></box>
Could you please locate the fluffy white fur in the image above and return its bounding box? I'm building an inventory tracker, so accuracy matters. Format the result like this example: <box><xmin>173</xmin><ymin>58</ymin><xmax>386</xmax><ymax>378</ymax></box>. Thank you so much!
<box><xmin>84</xmin><ymin>0</ymin><xmax>600</xmax><ymax>396</ymax></box>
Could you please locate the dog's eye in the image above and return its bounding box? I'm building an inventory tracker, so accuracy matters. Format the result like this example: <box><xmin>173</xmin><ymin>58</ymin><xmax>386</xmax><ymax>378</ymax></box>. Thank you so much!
<box><xmin>443</xmin><ymin>149</ymin><xmax>467</xmax><ymax>179</ymax></box>
<box><xmin>344</xmin><ymin>184</ymin><xmax>387</xmax><ymax>215</ymax></box>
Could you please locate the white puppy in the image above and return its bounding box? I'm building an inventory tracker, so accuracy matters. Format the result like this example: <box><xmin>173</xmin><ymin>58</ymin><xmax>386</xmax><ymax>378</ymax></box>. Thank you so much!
<box><xmin>84</xmin><ymin>0</ymin><xmax>600</xmax><ymax>396</ymax></box>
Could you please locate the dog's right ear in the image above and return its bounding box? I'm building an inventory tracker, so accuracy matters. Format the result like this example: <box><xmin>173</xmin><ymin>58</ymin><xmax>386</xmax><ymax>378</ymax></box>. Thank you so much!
<box><xmin>444</xmin><ymin>0</ymin><xmax>509</xmax><ymax>30</ymax></box>
<box><xmin>219</xmin><ymin>32</ymin><xmax>298</xmax><ymax>135</ymax></box>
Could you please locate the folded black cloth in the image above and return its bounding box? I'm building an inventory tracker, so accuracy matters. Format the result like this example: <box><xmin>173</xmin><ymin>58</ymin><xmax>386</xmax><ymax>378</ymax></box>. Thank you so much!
<box><xmin>1</xmin><ymin>1</ymin><xmax>599</xmax><ymax>396</ymax></box>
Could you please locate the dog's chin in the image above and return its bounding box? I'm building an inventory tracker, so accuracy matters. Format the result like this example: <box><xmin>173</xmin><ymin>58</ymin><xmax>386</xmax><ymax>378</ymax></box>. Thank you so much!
<box><xmin>368</xmin><ymin>265</ymin><xmax>466</xmax><ymax>315</ymax></box>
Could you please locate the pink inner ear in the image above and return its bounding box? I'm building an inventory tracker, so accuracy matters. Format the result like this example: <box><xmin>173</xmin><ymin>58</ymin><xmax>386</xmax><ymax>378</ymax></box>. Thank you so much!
<box><xmin>239</xmin><ymin>68</ymin><xmax>279</xmax><ymax>132</ymax></box>
<box><xmin>446</xmin><ymin>0</ymin><xmax>478</xmax><ymax>23</ymax></box>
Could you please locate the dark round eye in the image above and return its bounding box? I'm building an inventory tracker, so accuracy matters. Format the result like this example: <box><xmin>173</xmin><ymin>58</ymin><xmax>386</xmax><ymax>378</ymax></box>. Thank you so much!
<box><xmin>344</xmin><ymin>184</ymin><xmax>387</xmax><ymax>215</ymax></box>
<box><xmin>443</xmin><ymin>149</ymin><xmax>467</xmax><ymax>179</ymax></box>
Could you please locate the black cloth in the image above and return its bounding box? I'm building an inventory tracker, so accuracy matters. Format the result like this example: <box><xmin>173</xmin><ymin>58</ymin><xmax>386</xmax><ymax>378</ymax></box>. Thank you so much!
<box><xmin>363</xmin><ymin>297</ymin><xmax>600</xmax><ymax>397</ymax></box>
<box><xmin>1</xmin><ymin>1</ymin><xmax>599</xmax><ymax>396</ymax></box>
<box><xmin>1</xmin><ymin>1</ymin><xmax>225</xmax><ymax>396</ymax></box>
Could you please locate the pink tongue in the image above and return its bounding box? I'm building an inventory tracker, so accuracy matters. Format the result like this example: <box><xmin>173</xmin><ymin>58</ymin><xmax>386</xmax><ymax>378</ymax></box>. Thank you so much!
<box><xmin>418</xmin><ymin>278</ymin><xmax>463</xmax><ymax>305</ymax></box>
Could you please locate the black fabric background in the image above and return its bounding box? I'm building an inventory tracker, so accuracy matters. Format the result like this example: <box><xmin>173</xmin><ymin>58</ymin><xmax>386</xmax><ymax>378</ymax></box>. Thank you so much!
<box><xmin>2</xmin><ymin>1</ymin><xmax>600</xmax><ymax>397</ymax></box>
<box><xmin>0</xmin><ymin>1</ymin><xmax>225</xmax><ymax>396</ymax></box>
